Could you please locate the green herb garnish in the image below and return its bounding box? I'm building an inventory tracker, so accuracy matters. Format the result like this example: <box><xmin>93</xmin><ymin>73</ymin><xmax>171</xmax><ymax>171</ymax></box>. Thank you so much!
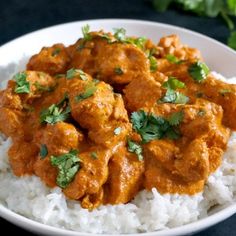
<box><xmin>159</xmin><ymin>77</ymin><xmax>189</xmax><ymax>104</ymax></box>
<box><xmin>75</xmin><ymin>82</ymin><xmax>97</xmax><ymax>102</ymax></box>
<box><xmin>51</xmin><ymin>149</ymin><xmax>80</xmax><ymax>188</ymax></box>
<box><xmin>40</xmin><ymin>94</ymin><xmax>70</xmax><ymax>124</ymax></box>
<box><xmin>51</xmin><ymin>48</ymin><xmax>61</xmax><ymax>57</ymax></box>
<box><xmin>198</xmin><ymin>109</ymin><xmax>206</xmax><ymax>116</ymax></box>
<box><xmin>90</xmin><ymin>152</ymin><xmax>98</xmax><ymax>159</ymax></box>
<box><xmin>14</xmin><ymin>72</ymin><xmax>30</xmax><ymax>94</ymax></box>
<box><xmin>34</xmin><ymin>81</ymin><xmax>53</xmax><ymax>92</ymax></box>
<box><xmin>40</xmin><ymin>144</ymin><xmax>48</xmax><ymax>159</ymax></box>
<box><xmin>127</xmin><ymin>139</ymin><xmax>143</xmax><ymax>161</ymax></box>
<box><xmin>66</xmin><ymin>68</ymin><xmax>88</xmax><ymax>80</ymax></box>
<box><xmin>168</xmin><ymin>110</ymin><xmax>184</xmax><ymax>126</ymax></box>
<box><xmin>114</xmin><ymin>127</ymin><xmax>122</xmax><ymax>135</ymax></box>
<box><xmin>131</xmin><ymin>110</ymin><xmax>182</xmax><ymax>143</ymax></box>
<box><xmin>149</xmin><ymin>56</ymin><xmax>158</xmax><ymax>72</ymax></box>
<box><xmin>219</xmin><ymin>88</ymin><xmax>232</xmax><ymax>95</ymax></box>
<box><xmin>82</xmin><ymin>24</ymin><xmax>92</xmax><ymax>41</ymax></box>
<box><xmin>166</xmin><ymin>54</ymin><xmax>184</xmax><ymax>64</ymax></box>
<box><xmin>114</xmin><ymin>67</ymin><xmax>124</xmax><ymax>75</ymax></box>
<box><xmin>113</xmin><ymin>28</ymin><xmax>126</xmax><ymax>42</ymax></box>
<box><xmin>188</xmin><ymin>61</ymin><xmax>210</xmax><ymax>82</ymax></box>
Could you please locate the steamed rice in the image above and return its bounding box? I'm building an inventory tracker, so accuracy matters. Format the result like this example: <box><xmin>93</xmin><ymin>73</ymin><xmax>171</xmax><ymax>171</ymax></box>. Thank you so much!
<box><xmin>0</xmin><ymin>59</ymin><xmax>236</xmax><ymax>234</ymax></box>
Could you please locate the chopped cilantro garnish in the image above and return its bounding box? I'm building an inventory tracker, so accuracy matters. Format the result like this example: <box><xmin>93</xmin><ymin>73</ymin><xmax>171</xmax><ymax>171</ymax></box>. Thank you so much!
<box><xmin>51</xmin><ymin>149</ymin><xmax>80</xmax><ymax>188</ymax></box>
<box><xmin>162</xmin><ymin>77</ymin><xmax>186</xmax><ymax>90</ymax></box>
<box><xmin>75</xmin><ymin>82</ymin><xmax>97</xmax><ymax>102</ymax></box>
<box><xmin>168</xmin><ymin>110</ymin><xmax>184</xmax><ymax>126</ymax></box>
<box><xmin>159</xmin><ymin>77</ymin><xmax>188</xmax><ymax>104</ymax></box>
<box><xmin>66</xmin><ymin>68</ymin><xmax>88</xmax><ymax>80</ymax></box>
<box><xmin>219</xmin><ymin>89</ymin><xmax>231</xmax><ymax>96</ymax></box>
<box><xmin>39</xmin><ymin>144</ymin><xmax>48</xmax><ymax>159</ymax></box>
<box><xmin>40</xmin><ymin>94</ymin><xmax>70</xmax><ymax>124</ymax></box>
<box><xmin>114</xmin><ymin>67</ymin><xmax>124</xmax><ymax>75</ymax></box>
<box><xmin>127</xmin><ymin>139</ymin><xmax>143</xmax><ymax>161</ymax></box>
<box><xmin>131</xmin><ymin>110</ymin><xmax>182</xmax><ymax>143</ymax></box>
<box><xmin>34</xmin><ymin>81</ymin><xmax>53</xmax><ymax>92</ymax></box>
<box><xmin>51</xmin><ymin>48</ymin><xmax>61</xmax><ymax>57</ymax></box>
<box><xmin>113</xmin><ymin>28</ymin><xmax>126</xmax><ymax>42</ymax></box>
<box><xmin>149</xmin><ymin>56</ymin><xmax>158</xmax><ymax>72</ymax></box>
<box><xmin>90</xmin><ymin>152</ymin><xmax>98</xmax><ymax>159</ymax></box>
<box><xmin>114</xmin><ymin>127</ymin><xmax>122</xmax><ymax>135</ymax></box>
<box><xmin>166</xmin><ymin>54</ymin><xmax>183</xmax><ymax>64</ymax></box>
<box><xmin>82</xmin><ymin>24</ymin><xmax>92</xmax><ymax>41</ymax></box>
<box><xmin>198</xmin><ymin>109</ymin><xmax>206</xmax><ymax>116</ymax></box>
<box><xmin>188</xmin><ymin>61</ymin><xmax>210</xmax><ymax>82</ymax></box>
<box><xmin>14</xmin><ymin>72</ymin><xmax>30</xmax><ymax>94</ymax></box>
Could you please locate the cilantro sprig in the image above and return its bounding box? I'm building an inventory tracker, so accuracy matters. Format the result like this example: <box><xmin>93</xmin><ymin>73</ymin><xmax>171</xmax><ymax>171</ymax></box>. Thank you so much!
<box><xmin>188</xmin><ymin>61</ymin><xmax>210</xmax><ymax>82</ymax></box>
<box><xmin>152</xmin><ymin>0</ymin><xmax>236</xmax><ymax>50</ymax></box>
<box><xmin>40</xmin><ymin>94</ymin><xmax>71</xmax><ymax>124</ymax></box>
<box><xmin>75</xmin><ymin>81</ymin><xmax>97</xmax><ymax>102</ymax></box>
<box><xmin>131</xmin><ymin>110</ymin><xmax>183</xmax><ymax>143</ymax></box>
<box><xmin>14</xmin><ymin>72</ymin><xmax>30</xmax><ymax>94</ymax></box>
<box><xmin>66</xmin><ymin>68</ymin><xmax>88</xmax><ymax>80</ymax></box>
<box><xmin>51</xmin><ymin>149</ymin><xmax>81</xmax><ymax>188</ymax></box>
<box><xmin>127</xmin><ymin>139</ymin><xmax>143</xmax><ymax>161</ymax></box>
<box><xmin>158</xmin><ymin>77</ymin><xmax>189</xmax><ymax>104</ymax></box>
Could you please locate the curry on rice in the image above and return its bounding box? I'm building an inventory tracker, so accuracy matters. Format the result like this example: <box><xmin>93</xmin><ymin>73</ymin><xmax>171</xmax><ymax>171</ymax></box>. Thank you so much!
<box><xmin>0</xmin><ymin>26</ymin><xmax>235</xmax><ymax>210</ymax></box>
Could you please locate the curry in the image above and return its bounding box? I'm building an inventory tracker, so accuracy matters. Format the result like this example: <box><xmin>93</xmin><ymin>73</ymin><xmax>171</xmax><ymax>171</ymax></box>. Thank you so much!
<box><xmin>0</xmin><ymin>26</ymin><xmax>235</xmax><ymax>210</ymax></box>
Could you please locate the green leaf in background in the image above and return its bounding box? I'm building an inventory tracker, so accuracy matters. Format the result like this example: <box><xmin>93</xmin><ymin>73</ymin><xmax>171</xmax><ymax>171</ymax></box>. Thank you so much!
<box><xmin>228</xmin><ymin>31</ymin><xmax>236</xmax><ymax>49</ymax></box>
<box><xmin>227</xmin><ymin>0</ymin><xmax>236</xmax><ymax>14</ymax></box>
<box><xmin>152</xmin><ymin>0</ymin><xmax>173</xmax><ymax>11</ymax></box>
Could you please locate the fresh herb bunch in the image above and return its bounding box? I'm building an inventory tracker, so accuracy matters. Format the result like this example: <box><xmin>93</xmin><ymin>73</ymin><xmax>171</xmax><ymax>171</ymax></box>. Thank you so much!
<box><xmin>152</xmin><ymin>0</ymin><xmax>236</xmax><ymax>49</ymax></box>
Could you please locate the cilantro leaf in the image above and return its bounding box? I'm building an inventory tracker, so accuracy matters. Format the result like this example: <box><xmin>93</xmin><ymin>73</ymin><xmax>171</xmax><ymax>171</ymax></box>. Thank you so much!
<box><xmin>127</xmin><ymin>139</ymin><xmax>143</xmax><ymax>161</ymax></box>
<box><xmin>82</xmin><ymin>24</ymin><xmax>92</xmax><ymax>41</ymax></box>
<box><xmin>14</xmin><ymin>72</ymin><xmax>30</xmax><ymax>94</ymax></box>
<box><xmin>188</xmin><ymin>61</ymin><xmax>210</xmax><ymax>82</ymax></box>
<box><xmin>168</xmin><ymin>111</ymin><xmax>184</xmax><ymax>126</ymax></box>
<box><xmin>34</xmin><ymin>81</ymin><xmax>53</xmax><ymax>92</ymax></box>
<box><xmin>228</xmin><ymin>31</ymin><xmax>236</xmax><ymax>49</ymax></box>
<box><xmin>75</xmin><ymin>82</ymin><xmax>97</xmax><ymax>102</ymax></box>
<box><xmin>166</xmin><ymin>54</ymin><xmax>184</xmax><ymax>64</ymax></box>
<box><xmin>162</xmin><ymin>77</ymin><xmax>186</xmax><ymax>90</ymax></box>
<box><xmin>113</xmin><ymin>28</ymin><xmax>126</xmax><ymax>42</ymax></box>
<box><xmin>51</xmin><ymin>48</ymin><xmax>61</xmax><ymax>57</ymax></box>
<box><xmin>66</xmin><ymin>68</ymin><xmax>88</xmax><ymax>80</ymax></box>
<box><xmin>90</xmin><ymin>152</ymin><xmax>98</xmax><ymax>159</ymax></box>
<box><xmin>149</xmin><ymin>55</ymin><xmax>158</xmax><ymax>72</ymax></box>
<box><xmin>40</xmin><ymin>95</ymin><xmax>71</xmax><ymax>124</ymax></box>
<box><xmin>159</xmin><ymin>89</ymin><xmax>189</xmax><ymax>104</ymax></box>
<box><xmin>40</xmin><ymin>144</ymin><xmax>48</xmax><ymax>159</ymax></box>
<box><xmin>131</xmin><ymin>110</ymin><xmax>181</xmax><ymax>143</ymax></box>
<box><xmin>51</xmin><ymin>149</ymin><xmax>80</xmax><ymax>188</ymax></box>
<box><xmin>114</xmin><ymin>127</ymin><xmax>122</xmax><ymax>135</ymax></box>
<box><xmin>114</xmin><ymin>67</ymin><xmax>124</xmax><ymax>75</ymax></box>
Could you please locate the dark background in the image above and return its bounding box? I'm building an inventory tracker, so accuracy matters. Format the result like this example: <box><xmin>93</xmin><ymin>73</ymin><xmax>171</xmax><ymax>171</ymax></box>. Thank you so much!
<box><xmin>0</xmin><ymin>0</ymin><xmax>235</xmax><ymax>235</ymax></box>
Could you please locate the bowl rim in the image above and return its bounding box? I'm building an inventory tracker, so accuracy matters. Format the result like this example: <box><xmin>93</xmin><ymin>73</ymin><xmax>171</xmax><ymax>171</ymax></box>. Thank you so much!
<box><xmin>0</xmin><ymin>18</ymin><xmax>236</xmax><ymax>236</ymax></box>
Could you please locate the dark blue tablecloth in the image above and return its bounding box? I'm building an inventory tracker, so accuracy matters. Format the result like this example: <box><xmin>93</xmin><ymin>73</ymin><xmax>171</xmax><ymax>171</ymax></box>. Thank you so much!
<box><xmin>0</xmin><ymin>0</ymin><xmax>235</xmax><ymax>235</ymax></box>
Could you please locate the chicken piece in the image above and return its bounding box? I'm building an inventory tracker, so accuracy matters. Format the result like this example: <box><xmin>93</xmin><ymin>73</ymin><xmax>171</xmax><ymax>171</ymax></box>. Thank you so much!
<box><xmin>157</xmin><ymin>35</ymin><xmax>202</xmax><ymax>61</ymax></box>
<box><xmin>0</xmin><ymin>107</ymin><xmax>24</xmax><ymax>139</ymax></box>
<box><xmin>68</xmin><ymin>34</ymin><xmax>149</xmax><ymax>85</ymax></box>
<box><xmin>34</xmin><ymin>122</ymin><xmax>83</xmax><ymax>155</ymax></box>
<box><xmin>88</xmin><ymin>94</ymin><xmax>131</xmax><ymax>147</ymax></box>
<box><xmin>123</xmin><ymin>73</ymin><xmax>163</xmax><ymax>112</ymax></box>
<box><xmin>144</xmin><ymin>139</ymin><xmax>209</xmax><ymax>185</ymax></box>
<box><xmin>27</xmin><ymin>43</ymin><xmax>70</xmax><ymax>75</ymax></box>
<box><xmin>8</xmin><ymin>141</ymin><xmax>39</xmax><ymax>176</ymax></box>
<box><xmin>104</xmin><ymin>146</ymin><xmax>144</xmax><ymax>204</ymax></box>
<box><xmin>0</xmin><ymin>80</ymin><xmax>23</xmax><ymax>110</ymax></box>
<box><xmin>63</xmin><ymin>148</ymin><xmax>112</xmax><ymax>204</ymax></box>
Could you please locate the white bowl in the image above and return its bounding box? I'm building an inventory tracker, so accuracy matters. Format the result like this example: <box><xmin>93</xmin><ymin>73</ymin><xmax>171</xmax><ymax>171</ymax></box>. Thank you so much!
<box><xmin>0</xmin><ymin>19</ymin><xmax>236</xmax><ymax>236</ymax></box>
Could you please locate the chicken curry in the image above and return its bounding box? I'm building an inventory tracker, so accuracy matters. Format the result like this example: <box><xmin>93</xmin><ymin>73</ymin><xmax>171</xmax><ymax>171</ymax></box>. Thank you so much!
<box><xmin>0</xmin><ymin>26</ymin><xmax>235</xmax><ymax>210</ymax></box>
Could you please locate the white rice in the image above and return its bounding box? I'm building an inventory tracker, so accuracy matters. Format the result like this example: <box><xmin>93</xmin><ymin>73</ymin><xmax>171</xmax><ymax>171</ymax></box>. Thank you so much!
<box><xmin>0</xmin><ymin>60</ymin><xmax>236</xmax><ymax>234</ymax></box>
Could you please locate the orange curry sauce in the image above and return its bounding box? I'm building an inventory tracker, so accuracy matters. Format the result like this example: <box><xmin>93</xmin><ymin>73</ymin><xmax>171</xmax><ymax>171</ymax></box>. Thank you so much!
<box><xmin>0</xmin><ymin>28</ymin><xmax>235</xmax><ymax>210</ymax></box>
